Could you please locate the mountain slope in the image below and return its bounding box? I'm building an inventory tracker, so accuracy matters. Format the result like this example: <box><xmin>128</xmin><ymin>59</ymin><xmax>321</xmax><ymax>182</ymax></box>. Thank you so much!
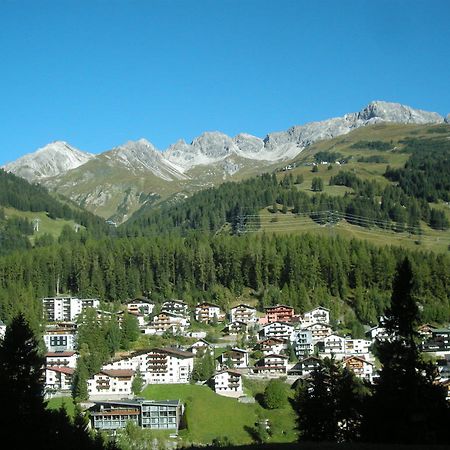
<box><xmin>3</xmin><ymin>101</ymin><xmax>446</xmax><ymax>222</ymax></box>
<box><xmin>3</xmin><ymin>141</ymin><xmax>94</xmax><ymax>181</ymax></box>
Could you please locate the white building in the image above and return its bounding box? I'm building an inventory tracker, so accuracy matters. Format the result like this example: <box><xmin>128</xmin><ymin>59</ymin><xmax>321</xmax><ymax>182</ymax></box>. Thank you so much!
<box><xmin>258</xmin><ymin>322</ymin><xmax>294</xmax><ymax>340</ymax></box>
<box><xmin>43</xmin><ymin>323</ymin><xmax>77</xmax><ymax>352</ymax></box>
<box><xmin>258</xmin><ymin>338</ymin><xmax>286</xmax><ymax>356</ymax></box>
<box><xmin>291</xmin><ymin>329</ymin><xmax>314</xmax><ymax>358</ymax></box>
<box><xmin>302</xmin><ymin>306</ymin><xmax>330</xmax><ymax>327</ymax></box>
<box><xmin>217</xmin><ymin>348</ymin><xmax>249</xmax><ymax>369</ymax></box>
<box><xmin>229</xmin><ymin>304</ymin><xmax>257</xmax><ymax>324</ymax></box>
<box><xmin>212</xmin><ymin>370</ymin><xmax>244</xmax><ymax>397</ymax></box>
<box><xmin>161</xmin><ymin>300</ymin><xmax>189</xmax><ymax>316</ymax></box>
<box><xmin>46</xmin><ymin>351</ymin><xmax>78</xmax><ymax>368</ymax></box>
<box><xmin>302</xmin><ymin>322</ymin><xmax>332</xmax><ymax>342</ymax></box>
<box><xmin>322</xmin><ymin>334</ymin><xmax>346</xmax><ymax>356</ymax></box>
<box><xmin>87</xmin><ymin>369</ymin><xmax>134</xmax><ymax>399</ymax></box>
<box><xmin>188</xmin><ymin>339</ymin><xmax>214</xmax><ymax>356</ymax></box>
<box><xmin>42</xmin><ymin>296</ymin><xmax>100</xmax><ymax>322</ymax></box>
<box><xmin>126</xmin><ymin>299</ymin><xmax>155</xmax><ymax>316</ymax></box>
<box><xmin>45</xmin><ymin>366</ymin><xmax>75</xmax><ymax>393</ymax></box>
<box><xmin>194</xmin><ymin>302</ymin><xmax>222</xmax><ymax>323</ymax></box>
<box><xmin>152</xmin><ymin>312</ymin><xmax>190</xmax><ymax>334</ymax></box>
<box><xmin>320</xmin><ymin>335</ymin><xmax>371</xmax><ymax>360</ymax></box>
<box><xmin>343</xmin><ymin>356</ymin><xmax>374</xmax><ymax>383</ymax></box>
<box><xmin>253</xmin><ymin>354</ymin><xmax>288</xmax><ymax>375</ymax></box>
<box><xmin>145</xmin><ymin>348</ymin><xmax>194</xmax><ymax>384</ymax></box>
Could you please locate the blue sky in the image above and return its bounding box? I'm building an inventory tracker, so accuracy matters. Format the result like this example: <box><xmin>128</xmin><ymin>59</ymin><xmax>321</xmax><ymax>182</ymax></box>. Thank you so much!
<box><xmin>0</xmin><ymin>0</ymin><xmax>449</xmax><ymax>165</ymax></box>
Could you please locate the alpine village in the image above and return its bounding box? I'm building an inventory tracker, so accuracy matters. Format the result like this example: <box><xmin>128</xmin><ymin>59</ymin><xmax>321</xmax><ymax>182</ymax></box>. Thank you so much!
<box><xmin>1</xmin><ymin>102</ymin><xmax>450</xmax><ymax>450</ymax></box>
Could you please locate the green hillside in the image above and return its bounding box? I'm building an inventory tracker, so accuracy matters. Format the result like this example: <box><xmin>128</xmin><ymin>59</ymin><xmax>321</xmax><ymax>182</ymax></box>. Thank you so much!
<box><xmin>0</xmin><ymin>169</ymin><xmax>109</xmax><ymax>255</ymax></box>
<box><xmin>141</xmin><ymin>383</ymin><xmax>297</xmax><ymax>446</ymax></box>
<box><xmin>123</xmin><ymin>123</ymin><xmax>450</xmax><ymax>254</ymax></box>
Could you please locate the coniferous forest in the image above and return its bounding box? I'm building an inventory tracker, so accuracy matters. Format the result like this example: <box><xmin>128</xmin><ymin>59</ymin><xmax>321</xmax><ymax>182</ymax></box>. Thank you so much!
<box><xmin>0</xmin><ymin>133</ymin><xmax>449</xmax><ymax>449</ymax></box>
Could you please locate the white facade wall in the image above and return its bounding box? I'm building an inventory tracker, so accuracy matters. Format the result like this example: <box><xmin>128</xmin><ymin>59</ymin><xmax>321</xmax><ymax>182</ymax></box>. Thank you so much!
<box><xmin>259</xmin><ymin>322</ymin><xmax>294</xmax><ymax>340</ymax></box>
<box><xmin>87</xmin><ymin>372</ymin><xmax>134</xmax><ymax>398</ymax></box>
<box><xmin>213</xmin><ymin>371</ymin><xmax>243</xmax><ymax>397</ymax></box>
<box><xmin>229</xmin><ymin>305</ymin><xmax>257</xmax><ymax>324</ymax></box>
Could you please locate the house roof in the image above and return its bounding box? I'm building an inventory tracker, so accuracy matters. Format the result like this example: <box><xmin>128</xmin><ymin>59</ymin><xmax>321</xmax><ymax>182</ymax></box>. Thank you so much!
<box><xmin>259</xmin><ymin>337</ymin><xmax>285</xmax><ymax>345</ymax></box>
<box><xmin>264</xmin><ymin>304</ymin><xmax>294</xmax><ymax>311</ymax></box>
<box><xmin>263</xmin><ymin>354</ymin><xmax>288</xmax><ymax>359</ymax></box>
<box><xmin>305</xmin><ymin>306</ymin><xmax>330</xmax><ymax>313</ymax></box>
<box><xmin>99</xmin><ymin>369</ymin><xmax>134</xmax><ymax>378</ymax></box>
<box><xmin>231</xmin><ymin>304</ymin><xmax>256</xmax><ymax>310</ymax></box>
<box><xmin>214</xmin><ymin>369</ymin><xmax>242</xmax><ymax>377</ymax></box>
<box><xmin>46</xmin><ymin>351</ymin><xmax>77</xmax><ymax>357</ymax></box>
<box><xmin>196</xmin><ymin>302</ymin><xmax>220</xmax><ymax>308</ymax></box>
<box><xmin>46</xmin><ymin>366</ymin><xmax>75</xmax><ymax>375</ymax></box>
<box><xmin>343</xmin><ymin>355</ymin><xmax>373</xmax><ymax>366</ymax></box>
<box><xmin>149</xmin><ymin>347</ymin><xmax>194</xmax><ymax>358</ymax></box>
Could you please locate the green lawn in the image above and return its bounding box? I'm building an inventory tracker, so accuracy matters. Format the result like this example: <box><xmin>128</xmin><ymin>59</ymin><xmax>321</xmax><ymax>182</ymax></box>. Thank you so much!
<box><xmin>141</xmin><ymin>383</ymin><xmax>298</xmax><ymax>446</ymax></box>
<box><xmin>46</xmin><ymin>396</ymin><xmax>76</xmax><ymax>418</ymax></box>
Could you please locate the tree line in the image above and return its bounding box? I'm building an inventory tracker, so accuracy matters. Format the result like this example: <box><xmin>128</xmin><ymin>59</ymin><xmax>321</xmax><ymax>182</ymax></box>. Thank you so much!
<box><xmin>0</xmin><ymin>233</ymin><xmax>448</xmax><ymax>331</ymax></box>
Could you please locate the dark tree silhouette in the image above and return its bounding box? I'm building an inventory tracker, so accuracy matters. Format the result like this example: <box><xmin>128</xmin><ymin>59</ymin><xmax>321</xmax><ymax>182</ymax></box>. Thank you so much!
<box><xmin>362</xmin><ymin>258</ymin><xmax>450</xmax><ymax>444</ymax></box>
<box><xmin>0</xmin><ymin>314</ymin><xmax>115</xmax><ymax>449</ymax></box>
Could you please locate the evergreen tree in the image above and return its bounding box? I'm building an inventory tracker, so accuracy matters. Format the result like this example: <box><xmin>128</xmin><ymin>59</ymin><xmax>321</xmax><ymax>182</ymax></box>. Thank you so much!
<box><xmin>362</xmin><ymin>258</ymin><xmax>450</xmax><ymax>444</ymax></box>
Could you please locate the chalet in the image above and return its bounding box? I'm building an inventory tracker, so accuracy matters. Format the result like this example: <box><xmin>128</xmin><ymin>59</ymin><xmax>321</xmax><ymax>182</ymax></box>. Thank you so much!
<box><xmin>126</xmin><ymin>298</ymin><xmax>155</xmax><ymax>316</ymax></box>
<box><xmin>152</xmin><ymin>311</ymin><xmax>189</xmax><ymax>334</ymax></box>
<box><xmin>344</xmin><ymin>338</ymin><xmax>371</xmax><ymax>356</ymax></box>
<box><xmin>322</xmin><ymin>334</ymin><xmax>346</xmax><ymax>356</ymax></box>
<box><xmin>418</xmin><ymin>323</ymin><xmax>438</xmax><ymax>340</ymax></box>
<box><xmin>46</xmin><ymin>351</ymin><xmax>78</xmax><ymax>368</ymax></box>
<box><xmin>258</xmin><ymin>337</ymin><xmax>286</xmax><ymax>356</ymax></box>
<box><xmin>302</xmin><ymin>322</ymin><xmax>332</xmax><ymax>342</ymax></box>
<box><xmin>45</xmin><ymin>366</ymin><xmax>75</xmax><ymax>393</ymax></box>
<box><xmin>365</xmin><ymin>325</ymin><xmax>389</xmax><ymax>342</ymax></box>
<box><xmin>188</xmin><ymin>339</ymin><xmax>214</xmax><ymax>356</ymax></box>
<box><xmin>224</xmin><ymin>320</ymin><xmax>248</xmax><ymax>335</ymax></box>
<box><xmin>194</xmin><ymin>302</ymin><xmax>223</xmax><ymax>323</ymax></box>
<box><xmin>342</xmin><ymin>356</ymin><xmax>374</xmax><ymax>382</ymax></box>
<box><xmin>291</xmin><ymin>329</ymin><xmax>314</xmax><ymax>358</ymax></box>
<box><xmin>217</xmin><ymin>348</ymin><xmax>249</xmax><ymax>369</ymax></box>
<box><xmin>42</xmin><ymin>296</ymin><xmax>99</xmax><ymax>322</ymax></box>
<box><xmin>89</xmin><ymin>399</ymin><xmax>183</xmax><ymax>431</ymax></box>
<box><xmin>161</xmin><ymin>300</ymin><xmax>189</xmax><ymax>316</ymax></box>
<box><xmin>264</xmin><ymin>305</ymin><xmax>294</xmax><ymax>323</ymax></box>
<box><xmin>253</xmin><ymin>354</ymin><xmax>288</xmax><ymax>375</ymax></box>
<box><xmin>287</xmin><ymin>356</ymin><xmax>321</xmax><ymax>377</ymax></box>
<box><xmin>87</xmin><ymin>369</ymin><xmax>134</xmax><ymax>399</ymax></box>
<box><xmin>229</xmin><ymin>304</ymin><xmax>257</xmax><ymax>324</ymax></box>
<box><xmin>302</xmin><ymin>306</ymin><xmax>330</xmax><ymax>326</ymax></box>
<box><xmin>145</xmin><ymin>348</ymin><xmax>194</xmax><ymax>384</ymax></box>
<box><xmin>259</xmin><ymin>321</ymin><xmax>294</xmax><ymax>340</ymax></box>
<box><xmin>211</xmin><ymin>370</ymin><xmax>244</xmax><ymax>397</ymax></box>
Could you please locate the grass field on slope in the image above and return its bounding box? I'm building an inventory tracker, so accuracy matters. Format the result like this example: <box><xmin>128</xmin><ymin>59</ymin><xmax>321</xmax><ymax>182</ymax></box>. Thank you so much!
<box><xmin>141</xmin><ymin>383</ymin><xmax>297</xmax><ymax>446</ymax></box>
<box><xmin>3</xmin><ymin>206</ymin><xmax>81</xmax><ymax>242</ymax></box>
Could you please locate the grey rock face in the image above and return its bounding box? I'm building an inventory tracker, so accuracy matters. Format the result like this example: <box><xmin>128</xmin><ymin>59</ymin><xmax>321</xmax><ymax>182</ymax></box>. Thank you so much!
<box><xmin>106</xmin><ymin>139</ymin><xmax>187</xmax><ymax>181</ymax></box>
<box><xmin>358</xmin><ymin>101</ymin><xmax>443</xmax><ymax>124</ymax></box>
<box><xmin>5</xmin><ymin>100</ymin><xmax>445</xmax><ymax>184</ymax></box>
<box><xmin>3</xmin><ymin>141</ymin><xmax>94</xmax><ymax>181</ymax></box>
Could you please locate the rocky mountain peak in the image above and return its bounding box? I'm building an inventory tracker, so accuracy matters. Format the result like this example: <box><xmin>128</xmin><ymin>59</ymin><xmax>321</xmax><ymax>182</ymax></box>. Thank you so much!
<box><xmin>357</xmin><ymin>100</ymin><xmax>444</xmax><ymax>124</ymax></box>
<box><xmin>2</xmin><ymin>141</ymin><xmax>94</xmax><ymax>181</ymax></box>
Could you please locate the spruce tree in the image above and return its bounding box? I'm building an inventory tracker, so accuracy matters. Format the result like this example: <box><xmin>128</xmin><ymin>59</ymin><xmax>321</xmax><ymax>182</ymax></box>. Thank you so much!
<box><xmin>362</xmin><ymin>258</ymin><xmax>450</xmax><ymax>444</ymax></box>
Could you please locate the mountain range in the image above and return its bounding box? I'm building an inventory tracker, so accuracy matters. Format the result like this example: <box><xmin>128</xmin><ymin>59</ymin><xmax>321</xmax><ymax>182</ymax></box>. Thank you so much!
<box><xmin>3</xmin><ymin>101</ymin><xmax>447</xmax><ymax>222</ymax></box>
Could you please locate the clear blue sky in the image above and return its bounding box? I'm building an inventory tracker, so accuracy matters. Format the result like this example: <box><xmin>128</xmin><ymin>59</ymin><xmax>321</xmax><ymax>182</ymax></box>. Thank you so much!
<box><xmin>1</xmin><ymin>0</ymin><xmax>449</xmax><ymax>165</ymax></box>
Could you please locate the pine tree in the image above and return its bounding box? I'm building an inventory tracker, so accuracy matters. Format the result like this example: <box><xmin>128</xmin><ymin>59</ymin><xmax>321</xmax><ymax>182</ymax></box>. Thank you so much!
<box><xmin>362</xmin><ymin>258</ymin><xmax>450</xmax><ymax>444</ymax></box>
